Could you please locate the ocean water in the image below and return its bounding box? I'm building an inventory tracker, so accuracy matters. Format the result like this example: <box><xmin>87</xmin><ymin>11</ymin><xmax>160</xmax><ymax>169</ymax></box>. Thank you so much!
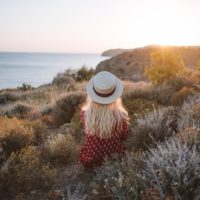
<box><xmin>0</xmin><ymin>52</ymin><xmax>108</xmax><ymax>89</ymax></box>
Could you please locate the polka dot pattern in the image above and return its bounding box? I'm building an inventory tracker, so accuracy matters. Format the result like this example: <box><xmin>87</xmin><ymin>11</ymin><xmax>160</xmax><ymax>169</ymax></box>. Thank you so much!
<box><xmin>79</xmin><ymin>110</ymin><xmax>128</xmax><ymax>168</ymax></box>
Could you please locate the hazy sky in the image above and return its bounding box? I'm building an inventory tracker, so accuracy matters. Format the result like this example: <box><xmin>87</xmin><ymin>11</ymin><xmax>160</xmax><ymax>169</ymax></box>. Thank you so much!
<box><xmin>0</xmin><ymin>0</ymin><xmax>200</xmax><ymax>53</ymax></box>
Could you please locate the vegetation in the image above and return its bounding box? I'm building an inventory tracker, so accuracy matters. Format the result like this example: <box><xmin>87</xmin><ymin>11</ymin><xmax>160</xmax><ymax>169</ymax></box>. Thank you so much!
<box><xmin>0</xmin><ymin>58</ymin><xmax>200</xmax><ymax>199</ymax></box>
<box><xmin>144</xmin><ymin>49</ymin><xmax>186</xmax><ymax>85</ymax></box>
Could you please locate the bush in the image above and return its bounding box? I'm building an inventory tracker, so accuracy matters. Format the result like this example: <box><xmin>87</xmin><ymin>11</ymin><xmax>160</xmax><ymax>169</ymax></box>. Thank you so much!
<box><xmin>44</xmin><ymin>134</ymin><xmax>79</xmax><ymax>166</ymax></box>
<box><xmin>17</xmin><ymin>83</ymin><xmax>33</xmax><ymax>91</ymax></box>
<box><xmin>177</xmin><ymin>127</ymin><xmax>200</xmax><ymax>149</ymax></box>
<box><xmin>127</xmin><ymin>107</ymin><xmax>178</xmax><ymax>150</ymax></box>
<box><xmin>0</xmin><ymin>102</ymin><xmax>33</xmax><ymax>119</ymax></box>
<box><xmin>0</xmin><ymin>92</ymin><xmax>19</xmax><ymax>104</ymax></box>
<box><xmin>172</xmin><ymin>87</ymin><xmax>196</xmax><ymax>106</ymax></box>
<box><xmin>52</xmin><ymin>92</ymin><xmax>86</xmax><ymax>126</ymax></box>
<box><xmin>23</xmin><ymin>120</ymin><xmax>46</xmax><ymax>145</ymax></box>
<box><xmin>76</xmin><ymin>66</ymin><xmax>94</xmax><ymax>82</ymax></box>
<box><xmin>52</xmin><ymin>72</ymin><xmax>76</xmax><ymax>90</ymax></box>
<box><xmin>139</xmin><ymin>137</ymin><xmax>200</xmax><ymax>199</ymax></box>
<box><xmin>70</xmin><ymin>111</ymin><xmax>84</xmax><ymax>144</ymax></box>
<box><xmin>0</xmin><ymin>117</ymin><xmax>34</xmax><ymax>158</ymax></box>
<box><xmin>0</xmin><ymin>146</ymin><xmax>56</xmax><ymax>198</ymax></box>
<box><xmin>122</xmin><ymin>98</ymin><xmax>158</xmax><ymax>125</ymax></box>
<box><xmin>178</xmin><ymin>95</ymin><xmax>200</xmax><ymax>130</ymax></box>
<box><xmin>91</xmin><ymin>153</ymin><xmax>143</xmax><ymax>200</ymax></box>
<box><xmin>144</xmin><ymin>49</ymin><xmax>186</xmax><ymax>85</ymax></box>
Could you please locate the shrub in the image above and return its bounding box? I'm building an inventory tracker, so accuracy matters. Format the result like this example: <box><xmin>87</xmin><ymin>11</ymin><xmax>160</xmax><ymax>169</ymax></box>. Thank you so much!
<box><xmin>0</xmin><ymin>102</ymin><xmax>33</xmax><ymax>119</ymax></box>
<box><xmin>91</xmin><ymin>152</ymin><xmax>143</xmax><ymax>200</ymax></box>
<box><xmin>76</xmin><ymin>66</ymin><xmax>94</xmax><ymax>82</ymax></box>
<box><xmin>70</xmin><ymin>111</ymin><xmax>84</xmax><ymax>144</ymax></box>
<box><xmin>177</xmin><ymin>127</ymin><xmax>200</xmax><ymax>149</ymax></box>
<box><xmin>0</xmin><ymin>92</ymin><xmax>19</xmax><ymax>104</ymax></box>
<box><xmin>178</xmin><ymin>95</ymin><xmax>200</xmax><ymax>130</ymax></box>
<box><xmin>44</xmin><ymin>134</ymin><xmax>79</xmax><ymax>166</ymax></box>
<box><xmin>17</xmin><ymin>83</ymin><xmax>33</xmax><ymax>91</ymax></box>
<box><xmin>52</xmin><ymin>72</ymin><xmax>76</xmax><ymax>90</ymax></box>
<box><xmin>126</xmin><ymin>107</ymin><xmax>178</xmax><ymax>150</ymax></box>
<box><xmin>52</xmin><ymin>92</ymin><xmax>86</xmax><ymax>126</ymax></box>
<box><xmin>23</xmin><ymin>120</ymin><xmax>46</xmax><ymax>145</ymax></box>
<box><xmin>144</xmin><ymin>48</ymin><xmax>186</xmax><ymax>85</ymax></box>
<box><xmin>0</xmin><ymin>117</ymin><xmax>34</xmax><ymax>158</ymax></box>
<box><xmin>0</xmin><ymin>146</ymin><xmax>56</xmax><ymax>198</ymax></box>
<box><xmin>139</xmin><ymin>137</ymin><xmax>200</xmax><ymax>200</ymax></box>
<box><xmin>172</xmin><ymin>87</ymin><xmax>196</xmax><ymax>106</ymax></box>
<box><xmin>122</xmin><ymin>97</ymin><xmax>158</xmax><ymax>124</ymax></box>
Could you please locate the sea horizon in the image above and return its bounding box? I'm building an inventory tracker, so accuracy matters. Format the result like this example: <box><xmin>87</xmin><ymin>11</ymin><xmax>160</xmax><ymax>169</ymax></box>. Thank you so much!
<box><xmin>0</xmin><ymin>52</ymin><xmax>109</xmax><ymax>89</ymax></box>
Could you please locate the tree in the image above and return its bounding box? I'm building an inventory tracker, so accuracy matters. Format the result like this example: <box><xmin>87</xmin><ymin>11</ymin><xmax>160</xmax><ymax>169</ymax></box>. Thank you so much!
<box><xmin>144</xmin><ymin>48</ymin><xmax>186</xmax><ymax>85</ymax></box>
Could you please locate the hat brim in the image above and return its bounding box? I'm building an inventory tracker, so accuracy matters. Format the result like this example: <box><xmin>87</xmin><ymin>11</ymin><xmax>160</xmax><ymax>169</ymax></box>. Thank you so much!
<box><xmin>86</xmin><ymin>77</ymin><xmax>123</xmax><ymax>104</ymax></box>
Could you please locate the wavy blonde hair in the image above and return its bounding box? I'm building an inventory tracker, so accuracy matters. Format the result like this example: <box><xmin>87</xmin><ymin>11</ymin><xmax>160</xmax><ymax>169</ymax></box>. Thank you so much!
<box><xmin>82</xmin><ymin>98</ymin><xmax>129</xmax><ymax>138</ymax></box>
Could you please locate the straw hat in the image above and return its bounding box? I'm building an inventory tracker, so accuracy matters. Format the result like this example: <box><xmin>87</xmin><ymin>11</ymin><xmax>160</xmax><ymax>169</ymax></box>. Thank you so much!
<box><xmin>87</xmin><ymin>71</ymin><xmax>123</xmax><ymax>104</ymax></box>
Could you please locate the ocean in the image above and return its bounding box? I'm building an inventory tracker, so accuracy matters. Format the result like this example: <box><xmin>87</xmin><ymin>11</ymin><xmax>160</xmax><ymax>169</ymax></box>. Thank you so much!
<box><xmin>0</xmin><ymin>52</ymin><xmax>108</xmax><ymax>89</ymax></box>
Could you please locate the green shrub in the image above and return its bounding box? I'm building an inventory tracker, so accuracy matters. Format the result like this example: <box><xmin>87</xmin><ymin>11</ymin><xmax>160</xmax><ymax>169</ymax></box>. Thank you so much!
<box><xmin>0</xmin><ymin>146</ymin><xmax>56</xmax><ymax>198</ymax></box>
<box><xmin>52</xmin><ymin>92</ymin><xmax>86</xmax><ymax>126</ymax></box>
<box><xmin>76</xmin><ymin>66</ymin><xmax>94</xmax><ymax>82</ymax></box>
<box><xmin>44</xmin><ymin>134</ymin><xmax>79</xmax><ymax>166</ymax></box>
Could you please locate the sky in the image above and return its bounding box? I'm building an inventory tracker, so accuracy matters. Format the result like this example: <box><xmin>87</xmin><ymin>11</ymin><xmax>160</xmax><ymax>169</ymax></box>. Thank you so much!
<box><xmin>0</xmin><ymin>0</ymin><xmax>200</xmax><ymax>53</ymax></box>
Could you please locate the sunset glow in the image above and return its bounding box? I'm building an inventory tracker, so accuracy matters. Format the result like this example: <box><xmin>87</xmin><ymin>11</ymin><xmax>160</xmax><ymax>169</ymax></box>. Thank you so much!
<box><xmin>0</xmin><ymin>0</ymin><xmax>200</xmax><ymax>53</ymax></box>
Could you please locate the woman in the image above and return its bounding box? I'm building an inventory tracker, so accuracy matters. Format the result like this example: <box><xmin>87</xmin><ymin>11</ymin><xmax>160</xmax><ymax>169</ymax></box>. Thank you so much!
<box><xmin>80</xmin><ymin>71</ymin><xmax>129</xmax><ymax>168</ymax></box>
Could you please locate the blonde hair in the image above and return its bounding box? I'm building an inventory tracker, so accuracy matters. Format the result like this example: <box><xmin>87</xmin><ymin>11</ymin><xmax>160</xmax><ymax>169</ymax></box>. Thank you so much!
<box><xmin>82</xmin><ymin>98</ymin><xmax>129</xmax><ymax>138</ymax></box>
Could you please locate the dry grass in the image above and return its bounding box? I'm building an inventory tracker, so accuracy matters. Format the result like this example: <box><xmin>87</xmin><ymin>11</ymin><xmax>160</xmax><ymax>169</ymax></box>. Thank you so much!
<box><xmin>0</xmin><ymin>117</ymin><xmax>34</xmax><ymax>158</ymax></box>
<box><xmin>0</xmin><ymin>146</ymin><xmax>56</xmax><ymax>199</ymax></box>
<box><xmin>52</xmin><ymin>91</ymin><xmax>86</xmax><ymax>127</ymax></box>
<box><xmin>43</xmin><ymin>134</ymin><xmax>79</xmax><ymax>166</ymax></box>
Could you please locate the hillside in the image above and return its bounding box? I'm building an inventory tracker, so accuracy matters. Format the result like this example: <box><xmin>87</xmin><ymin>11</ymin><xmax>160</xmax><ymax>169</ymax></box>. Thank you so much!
<box><xmin>101</xmin><ymin>48</ymin><xmax>134</xmax><ymax>57</ymax></box>
<box><xmin>97</xmin><ymin>45</ymin><xmax>200</xmax><ymax>81</ymax></box>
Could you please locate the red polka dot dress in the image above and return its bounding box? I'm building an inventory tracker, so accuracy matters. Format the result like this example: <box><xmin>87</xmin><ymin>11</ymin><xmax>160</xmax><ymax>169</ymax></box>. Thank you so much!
<box><xmin>80</xmin><ymin>110</ymin><xmax>128</xmax><ymax>168</ymax></box>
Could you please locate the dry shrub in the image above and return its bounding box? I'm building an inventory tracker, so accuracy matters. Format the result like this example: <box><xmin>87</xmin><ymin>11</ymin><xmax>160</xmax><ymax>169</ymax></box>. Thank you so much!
<box><xmin>44</xmin><ymin>134</ymin><xmax>79</xmax><ymax>166</ymax></box>
<box><xmin>0</xmin><ymin>146</ymin><xmax>56</xmax><ymax>199</ymax></box>
<box><xmin>70</xmin><ymin>111</ymin><xmax>84</xmax><ymax>144</ymax></box>
<box><xmin>139</xmin><ymin>137</ymin><xmax>200</xmax><ymax>200</ymax></box>
<box><xmin>52</xmin><ymin>92</ymin><xmax>86</xmax><ymax>127</ymax></box>
<box><xmin>127</xmin><ymin>107</ymin><xmax>178</xmax><ymax>151</ymax></box>
<box><xmin>177</xmin><ymin>127</ymin><xmax>200</xmax><ymax>149</ymax></box>
<box><xmin>0</xmin><ymin>102</ymin><xmax>33</xmax><ymax>119</ymax></box>
<box><xmin>123</xmin><ymin>98</ymin><xmax>158</xmax><ymax>124</ymax></box>
<box><xmin>52</xmin><ymin>73</ymin><xmax>76</xmax><ymax>90</ymax></box>
<box><xmin>91</xmin><ymin>152</ymin><xmax>143</xmax><ymax>200</ymax></box>
<box><xmin>178</xmin><ymin>95</ymin><xmax>200</xmax><ymax>130</ymax></box>
<box><xmin>23</xmin><ymin>120</ymin><xmax>47</xmax><ymax>145</ymax></box>
<box><xmin>0</xmin><ymin>92</ymin><xmax>19</xmax><ymax>104</ymax></box>
<box><xmin>172</xmin><ymin>87</ymin><xmax>196</xmax><ymax>106</ymax></box>
<box><xmin>0</xmin><ymin>117</ymin><xmax>34</xmax><ymax>158</ymax></box>
<box><xmin>41</xmin><ymin>114</ymin><xmax>54</xmax><ymax>126</ymax></box>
